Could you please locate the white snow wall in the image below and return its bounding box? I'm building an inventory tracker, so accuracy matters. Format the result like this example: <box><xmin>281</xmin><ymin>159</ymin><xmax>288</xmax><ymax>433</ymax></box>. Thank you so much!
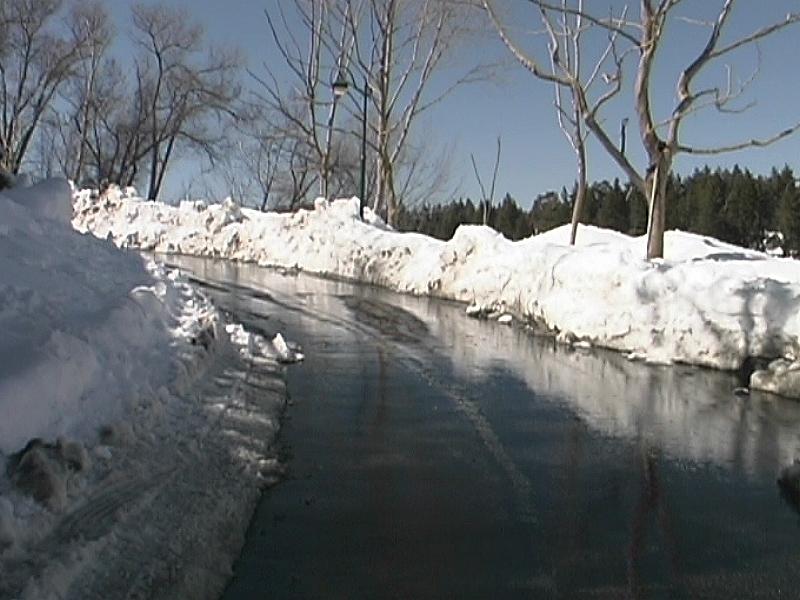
<box><xmin>74</xmin><ymin>190</ymin><xmax>800</xmax><ymax>393</ymax></box>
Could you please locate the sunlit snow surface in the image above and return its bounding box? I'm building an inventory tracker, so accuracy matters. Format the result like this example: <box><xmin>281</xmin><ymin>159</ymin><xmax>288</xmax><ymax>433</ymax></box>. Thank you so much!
<box><xmin>0</xmin><ymin>181</ymin><xmax>288</xmax><ymax>599</ymax></box>
<box><xmin>75</xmin><ymin>187</ymin><xmax>800</xmax><ymax>397</ymax></box>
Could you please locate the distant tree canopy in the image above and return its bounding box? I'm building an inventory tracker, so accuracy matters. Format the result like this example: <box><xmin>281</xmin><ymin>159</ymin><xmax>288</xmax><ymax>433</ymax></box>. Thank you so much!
<box><xmin>398</xmin><ymin>165</ymin><xmax>800</xmax><ymax>256</ymax></box>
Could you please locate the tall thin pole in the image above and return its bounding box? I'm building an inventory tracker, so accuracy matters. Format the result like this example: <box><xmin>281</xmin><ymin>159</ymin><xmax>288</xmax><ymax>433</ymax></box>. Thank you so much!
<box><xmin>360</xmin><ymin>75</ymin><xmax>369</xmax><ymax>220</ymax></box>
<box><xmin>620</xmin><ymin>118</ymin><xmax>628</xmax><ymax>156</ymax></box>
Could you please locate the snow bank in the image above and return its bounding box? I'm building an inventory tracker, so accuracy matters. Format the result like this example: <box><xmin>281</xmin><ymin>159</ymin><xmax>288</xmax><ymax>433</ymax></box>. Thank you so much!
<box><xmin>75</xmin><ymin>187</ymin><xmax>800</xmax><ymax>397</ymax></box>
<box><xmin>1</xmin><ymin>180</ymin><xmax>291</xmax><ymax>599</ymax></box>
<box><xmin>3</xmin><ymin>178</ymin><xmax>73</xmax><ymax>225</ymax></box>
<box><xmin>0</xmin><ymin>182</ymin><xmax>175</xmax><ymax>454</ymax></box>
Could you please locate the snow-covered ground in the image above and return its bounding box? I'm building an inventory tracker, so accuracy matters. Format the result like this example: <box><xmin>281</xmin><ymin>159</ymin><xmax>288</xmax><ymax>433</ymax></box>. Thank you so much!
<box><xmin>0</xmin><ymin>180</ymin><xmax>296</xmax><ymax>599</ymax></box>
<box><xmin>75</xmin><ymin>187</ymin><xmax>800</xmax><ymax>398</ymax></box>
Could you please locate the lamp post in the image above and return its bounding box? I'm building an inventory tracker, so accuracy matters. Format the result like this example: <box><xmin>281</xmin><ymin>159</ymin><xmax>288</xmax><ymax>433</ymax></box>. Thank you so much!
<box><xmin>620</xmin><ymin>117</ymin><xmax>629</xmax><ymax>156</ymax></box>
<box><xmin>332</xmin><ymin>70</ymin><xmax>369</xmax><ymax>220</ymax></box>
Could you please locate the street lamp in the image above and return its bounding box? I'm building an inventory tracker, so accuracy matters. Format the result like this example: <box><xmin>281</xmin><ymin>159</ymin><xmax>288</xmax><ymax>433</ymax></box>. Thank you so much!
<box><xmin>332</xmin><ymin>69</ymin><xmax>370</xmax><ymax>221</ymax></box>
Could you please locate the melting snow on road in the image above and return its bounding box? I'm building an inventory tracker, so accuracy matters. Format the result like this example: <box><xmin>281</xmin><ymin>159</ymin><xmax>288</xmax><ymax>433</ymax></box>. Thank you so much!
<box><xmin>0</xmin><ymin>180</ymin><xmax>293</xmax><ymax>599</ymax></box>
<box><xmin>75</xmin><ymin>186</ymin><xmax>800</xmax><ymax>398</ymax></box>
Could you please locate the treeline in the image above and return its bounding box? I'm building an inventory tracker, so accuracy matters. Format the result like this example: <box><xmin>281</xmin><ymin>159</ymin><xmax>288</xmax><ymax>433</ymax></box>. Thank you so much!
<box><xmin>398</xmin><ymin>165</ymin><xmax>800</xmax><ymax>255</ymax></box>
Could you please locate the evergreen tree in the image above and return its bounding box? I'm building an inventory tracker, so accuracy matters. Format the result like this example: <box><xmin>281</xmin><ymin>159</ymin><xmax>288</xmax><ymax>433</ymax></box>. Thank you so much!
<box><xmin>691</xmin><ymin>170</ymin><xmax>727</xmax><ymax>239</ymax></box>
<box><xmin>397</xmin><ymin>164</ymin><xmax>800</xmax><ymax>256</ymax></box>
<box><xmin>664</xmin><ymin>173</ymin><xmax>686</xmax><ymax>231</ymax></box>
<box><xmin>723</xmin><ymin>168</ymin><xmax>761</xmax><ymax>248</ymax></box>
<box><xmin>779</xmin><ymin>183</ymin><xmax>800</xmax><ymax>256</ymax></box>
<box><xmin>627</xmin><ymin>186</ymin><xmax>648</xmax><ymax>236</ymax></box>
<box><xmin>531</xmin><ymin>192</ymin><xmax>571</xmax><ymax>233</ymax></box>
<box><xmin>596</xmin><ymin>179</ymin><xmax>629</xmax><ymax>232</ymax></box>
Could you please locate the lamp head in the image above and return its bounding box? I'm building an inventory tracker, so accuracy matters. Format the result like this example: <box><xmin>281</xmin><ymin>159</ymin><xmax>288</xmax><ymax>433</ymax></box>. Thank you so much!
<box><xmin>332</xmin><ymin>72</ymin><xmax>349</xmax><ymax>98</ymax></box>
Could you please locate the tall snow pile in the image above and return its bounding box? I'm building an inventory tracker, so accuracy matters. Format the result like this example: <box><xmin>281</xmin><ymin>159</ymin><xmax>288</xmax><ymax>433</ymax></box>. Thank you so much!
<box><xmin>0</xmin><ymin>178</ymin><xmax>176</xmax><ymax>453</ymax></box>
<box><xmin>75</xmin><ymin>187</ymin><xmax>800</xmax><ymax>398</ymax></box>
<box><xmin>1</xmin><ymin>180</ymin><xmax>289</xmax><ymax>599</ymax></box>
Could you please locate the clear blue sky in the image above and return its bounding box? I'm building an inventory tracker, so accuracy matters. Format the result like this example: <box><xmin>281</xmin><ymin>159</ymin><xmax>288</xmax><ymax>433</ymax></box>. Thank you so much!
<box><xmin>104</xmin><ymin>1</ymin><xmax>800</xmax><ymax>208</ymax></box>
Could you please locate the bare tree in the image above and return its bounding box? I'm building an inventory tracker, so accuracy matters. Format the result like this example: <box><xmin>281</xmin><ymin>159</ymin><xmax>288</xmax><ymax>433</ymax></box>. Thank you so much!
<box><xmin>392</xmin><ymin>133</ymin><xmax>453</xmax><ymax>210</ymax></box>
<box><xmin>33</xmin><ymin>3</ymin><xmax>240</xmax><ymax>196</ymax></box>
<box><xmin>470</xmin><ymin>136</ymin><xmax>501</xmax><ymax>225</ymax></box>
<box><xmin>226</xmin><ymin>106</ymin><xmax>335</xmax><ymax>211</ymax></box>
<box><xmin>221</xmin><ymin>111</ymin><xmax>287</xmax><ymax>210</ymax></box>
<box><xmin>253</xmin><ymin>0</ymin><xmax>357</xmax><ymax>201</ymax></box>
<box><xmin>281</xmin><ymin>136</ymin><xmax>319</xmax><ymax>208</ymax></box>
<box><xmin>484</xmin><ymin>1</ymin><xmax>800</xmax><ymax>258</ymax></box>
<box><xmin>482</xmin><ymin>0</ymin><xmax>628</xmax><ymax>244</ymax></box>
<box><xmin>253</xmin><ymin>0</ymin><xmax>477</xmax><ymax>222</ymax></box>
<box><xmin>547</xmin><ymin>2</ymin><xmax>628</xmax><ymax>245</ymax></box>
<box><xmin>84</xmin><ymin>57</ymin><xmax>148</xmax><ymax>187</ymax></box>
<box><xmin>0</xmin><ymin>0</ymin><xmax>96</xmax><ymax>174</ymax></box>
<box><xmin>346</xmin><ymin>0</ymin><xmax>483</xmax><ymax>225</ymax></box>
<box><xmin>38</xmin><ymin>1</ymin><xmax>113</xmax><ymax>184</ymax></box>
<box><xmin>131</xmin><ymin>3</ymin><xmax>241</xmax><ymax>200</ymax></box>
<box><xmin>68</xmin><ymin>1</ymin><xmax>112</xmax><ymax>184</ymax></box>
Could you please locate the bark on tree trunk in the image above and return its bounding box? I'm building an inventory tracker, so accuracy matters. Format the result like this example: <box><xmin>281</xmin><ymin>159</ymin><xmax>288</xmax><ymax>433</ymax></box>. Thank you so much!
<box><xmin>152</xmin><ymin>135</ymin><xmax>175</xmax><ymax>201</ymax></box>
<box><xmin>385</xmin><ymin>163</ymin><xmax>398</xmax><ymax>226</ymax></box>
<box><xmin>147</xmin><ymin>142</ymin><xmax>160</xmax><ymax>200</ymax></box>
<box><xmin>320</xmin><ymin>163</ymin><xmax>329</xmax><ymax>198</ymax></box>
<box><xmin>373</xmin><ymin>153</ymin><xmax>384</xmax><ymax>216</ymax></box>
<box><xmin>645</xmin><ymin>154</ymin><xmax>670</xmax><ymax>259</ymax></box>
<box><xmin>569</xmin><ymin>143</ymin><xmax>587</xmax><ymax>245</ymax></box>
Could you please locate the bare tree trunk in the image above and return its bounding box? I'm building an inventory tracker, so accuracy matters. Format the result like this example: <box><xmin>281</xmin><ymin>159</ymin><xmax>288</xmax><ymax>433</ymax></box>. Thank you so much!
<box><xmin>645</xmin><ymin>154</ymin><xmax>670</xmax><ymax>259</ymax></box>
<box><xmin>569</xmin><ymin>140</ymin><xmax>587</xmax><ymax>245</ymax></box>
<box><xmin>321</xmin><ymin>97</ymin><xmax>340</xmax><ymax>198</ymax></box>
<box><xmin>355</xmin><ymin>0</ymin><xmax>474</xmax><ymax>227</ymax></box>
<box><xmin>73</xmin><ymin>20</ymin><xmax>104</xmax><ymax>184</ymax></box>
<box><xmin>153</xmin><ymin>135</ymin><xmax>176</xmax><ymax>200</ymax></box>
<box><xmin>147</xmin><ymin>141</ymin><xmax>160</xmax><ymax>200</ymax></box>
<box><xmin>373</xmin><ymin>0</ymin><xmax>394</xmax><ymax>218</ymax></box>
<box><xmin>0</xmin><ymin>1</ymin><xmax>98</xmax><ymax>176</ymax></box>
<box><xmin>73</xmin><ymin>68</ymin><xmax>95</xmax><ymax>184</ymax></box>
<box><xmin>372</xmin><ymin>153</ymin><xmax>383</xmax><ymax>214</ymax></box>
<box><xmin>384</xmin><ymin>157</ymin><xmax>398</xmax><ymax>225</ymax></box>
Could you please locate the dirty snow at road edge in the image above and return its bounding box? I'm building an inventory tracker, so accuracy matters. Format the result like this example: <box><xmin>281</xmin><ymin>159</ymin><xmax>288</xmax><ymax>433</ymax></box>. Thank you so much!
<box><xmin>0</xmin><ymin>179</ymin><xmax>294</xmax><ymax>599</ymax></box>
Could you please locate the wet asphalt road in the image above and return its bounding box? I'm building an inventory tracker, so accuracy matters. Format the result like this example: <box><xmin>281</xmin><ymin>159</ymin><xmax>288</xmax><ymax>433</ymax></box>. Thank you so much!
<box><xmin>163</xmin><ymin>256</ymin><xmax>800</xmax><ymax>599</ymax></box>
